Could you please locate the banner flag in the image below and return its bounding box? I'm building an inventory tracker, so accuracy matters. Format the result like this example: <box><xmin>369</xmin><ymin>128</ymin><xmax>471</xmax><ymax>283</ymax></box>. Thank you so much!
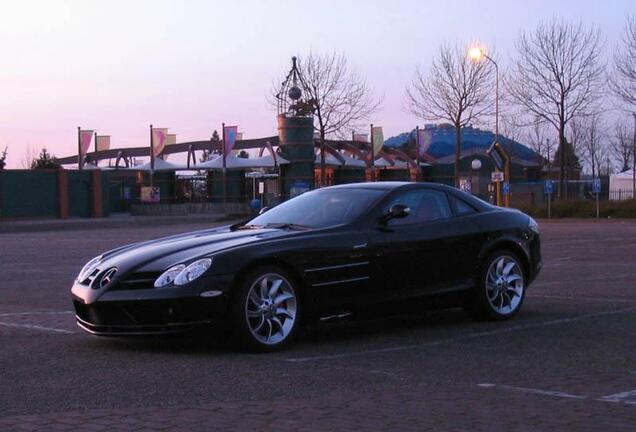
<box><xmin>371</xmin><ymin>126</ymin><xmax>384</xmax><ymax>155</ymax></box>
<box><xmin>152</xmin><ymin>128</ymin><xmax>169</xmax><ymax>157</ymax></box>
<box><xmin>223</xmin><ymin>125</ymin><xmax>238</xmax><ymax>155</ymax></box>
<box><xmin>417</xmin><ymin>129</ymin><xmax>433</xmax><ymax>156</ymax></box>
<box><xmin>79</xmin><ymin>130</ymin><xmax>93</xmax><ymax>156</ymax></box>
<box><xmin>95</xmin><ymin>135</ymin><xmax>110</xmax><ymax>152</ymax></box>
<box><xmin>353</xmin><ymin>133</ymin><xmax>369</xmax><ymax>143</ymax></box>
<box><xmin>161</xmin><ymin>134</ymin><xmax>177</xmax><ymax>160</ymax></box>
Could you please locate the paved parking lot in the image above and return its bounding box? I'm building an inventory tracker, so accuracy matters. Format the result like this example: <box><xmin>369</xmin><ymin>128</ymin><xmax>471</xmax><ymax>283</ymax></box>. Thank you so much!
<box><xmin>1</xmin><ymin>219</ymin><xmax>635</xmax><ymax>431</ymax></box>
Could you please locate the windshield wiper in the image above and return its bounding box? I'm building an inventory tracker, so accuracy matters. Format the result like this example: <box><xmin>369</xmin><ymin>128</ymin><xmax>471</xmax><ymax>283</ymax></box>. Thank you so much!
<box><xmin>264</xmin><ymin>223</ymin><xmax>312</xmax><ymax>230</ymax></box>
<box><xmin>238</xmin><ymin>224</ymin><xmax>263</xmax><ymax>230</ymax></box>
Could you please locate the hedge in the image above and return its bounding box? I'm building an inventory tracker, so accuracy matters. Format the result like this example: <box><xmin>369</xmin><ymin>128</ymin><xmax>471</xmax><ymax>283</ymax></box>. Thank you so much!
<box><xmin>515</xmin><ymin>199</ymin><xmax>636</xmax><ymax>219</ymax></box>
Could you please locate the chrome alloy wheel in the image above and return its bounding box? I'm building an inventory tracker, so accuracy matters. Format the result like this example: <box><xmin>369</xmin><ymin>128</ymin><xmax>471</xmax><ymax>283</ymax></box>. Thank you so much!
<box><xmin>245</xmin><ymin>273</ymin><xmax>297</xmax><ymax>345</ymax></box>
<box><xmin>485</xmin><ymin>255</ymin><xmax>525</xmax><ymax>315</ymax></box>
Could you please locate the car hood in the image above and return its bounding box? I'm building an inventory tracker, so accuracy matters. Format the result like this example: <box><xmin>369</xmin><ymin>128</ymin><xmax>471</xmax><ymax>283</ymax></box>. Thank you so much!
<box><xmin>95</xmin><ymin>225</ymin><xmax>294</xmax><ymax>276</ymax></box>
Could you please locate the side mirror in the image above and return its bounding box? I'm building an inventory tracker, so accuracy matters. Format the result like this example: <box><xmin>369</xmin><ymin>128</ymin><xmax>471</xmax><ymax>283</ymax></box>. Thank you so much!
<box><xmin>258</xmin><ymin>206</ymin><xmax>270</xmax><ymax>215</ymax></box>
<box><xmin>380</xmin><ymin>204</ymin><xmax>410</xmax><ymax>224</ymax></box>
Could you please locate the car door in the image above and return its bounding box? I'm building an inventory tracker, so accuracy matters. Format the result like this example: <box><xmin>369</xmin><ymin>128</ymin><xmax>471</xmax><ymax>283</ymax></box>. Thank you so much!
<box><xmin>442</xmin><ymin>193</ymin><xmax>487</xmax><ymax>287</ymax></box>
<box><xmin>295</xmin><ymin>229</ymin><xmax>375</xmax><ymax>316</ymax></box>
<box><xmin>369</xmin><ymin>188</ymin><xmax>456</xmax><ymax>302</ymax></box>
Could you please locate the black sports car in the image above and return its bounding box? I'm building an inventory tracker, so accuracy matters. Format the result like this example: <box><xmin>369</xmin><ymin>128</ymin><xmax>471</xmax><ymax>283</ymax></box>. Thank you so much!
<box><xmin>72</xmin><ymin>182</ymin><xmax>541</xmax><ymax>351</ymax></box>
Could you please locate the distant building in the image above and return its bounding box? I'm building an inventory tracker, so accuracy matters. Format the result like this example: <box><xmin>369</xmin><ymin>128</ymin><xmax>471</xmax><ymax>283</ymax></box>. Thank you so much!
<box><xmin>384</xmin><ymin>124</ymin><xmax>545</xmax><ymax>203</ymax></box>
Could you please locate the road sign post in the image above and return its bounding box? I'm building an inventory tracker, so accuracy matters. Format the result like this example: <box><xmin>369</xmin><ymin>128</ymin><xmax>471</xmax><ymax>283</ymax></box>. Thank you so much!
<box><xmin>544</xmin><ymin>180</ymin><xmax>553</xmax><ymax>219</ymax></box>
<box><xmin>487</xmin><ymin>142</ymin><xmax>510</xmax><ymax>207</ymax></box>
<box><xmin>592</xmin><ymin>178</ymin><xmax>601</xmax><ymax>220</ymax></box>
<box><xmin>491</xmin><ymin>171</ymin><xmax>504</xmax><ymax>206</ymax></box>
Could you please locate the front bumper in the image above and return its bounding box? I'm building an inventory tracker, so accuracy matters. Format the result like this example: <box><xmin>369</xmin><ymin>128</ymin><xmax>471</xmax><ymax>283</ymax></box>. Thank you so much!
<box><xmin>71</xmin><ymin>274</ymin><xmax>234</xmax><ymax>336</ymax></box>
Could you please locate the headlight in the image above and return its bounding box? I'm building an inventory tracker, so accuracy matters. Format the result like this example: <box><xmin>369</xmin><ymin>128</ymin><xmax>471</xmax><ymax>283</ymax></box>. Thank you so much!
<box><xmin>154</xmin><ymin>258</ymin><xmax>212</xmax><ymax>288</ymax></box>
<box><xmin>77</xmin><ymin>255</ymin><xmax>102</xmax><ymax>282</ymax></box>
<box><xmin>528</xmin><ymin>217</ymin><xmax>540</xmax><ymax>234</ymax></box>
<box><xmin>153</xmin><ymin>264</ymin><xmax>186</xmax><ymax>288</ymax></box>
<box><xmin>175</xmin><ymin>258</ymin><xmax>212</xmax><ymax>286</ymax></box>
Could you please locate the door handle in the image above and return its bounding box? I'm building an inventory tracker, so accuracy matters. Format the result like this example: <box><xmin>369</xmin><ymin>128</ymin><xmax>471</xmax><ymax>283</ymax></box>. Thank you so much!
<box><xmin>353</xmin><ymin>243</ymin><xmax>368</xmax><ymax>249</ymax></box>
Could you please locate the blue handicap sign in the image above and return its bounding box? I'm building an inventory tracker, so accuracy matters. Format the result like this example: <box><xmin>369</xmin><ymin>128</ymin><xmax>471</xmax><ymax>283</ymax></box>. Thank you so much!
<box><xmin>544</xmin><ymin>180</ymin><xmax>553</xmax><ymax>194</ymax></box>
<box><xmin>290</xmin><ymin>180</ymin><xmax>311</xmax><ymax>198</ymax></box>
<box><xmin>249</xmin><ymin>198</ymin><xmax>261</xmax><ymax>211</ymax></box>
<box><xmin>502</xmin><ymin>182</ymin><xmax>510</xmax><ymax>195</ymax></box>
<box><xmin>592</xmin><ymin>178</ymin><xmax>601</xmax><ymax>194</ymax></box>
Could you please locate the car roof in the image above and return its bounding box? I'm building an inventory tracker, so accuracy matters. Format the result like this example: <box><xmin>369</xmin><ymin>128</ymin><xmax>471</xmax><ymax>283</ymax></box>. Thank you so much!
<box><xmin>325</xmin><ymin>181</ymin><xmax>451</xmax><ymax>192</ymax></box>
<box><xmin>324</xmin><ymin>181</ymin><xmax>494</xmax><ymax>211</ymax></box>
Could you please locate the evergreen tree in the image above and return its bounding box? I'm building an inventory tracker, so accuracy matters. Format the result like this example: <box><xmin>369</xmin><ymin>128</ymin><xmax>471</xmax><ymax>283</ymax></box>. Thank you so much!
<box><xmin>30</xmin><ymin>148</ymin><xmax>59</xmax><ymax>169</ymax></box>
<box><xmin>201</xmin><ymin>130</ymin><xmax>221</xmax><ymax>163</ymax></box>
<box><xmin>552</xmin><ymin>137</ymin><xmax>581</xmax><ymax>170</ymax></box>
<box><xmin>0</xmin><ymin>146</ymin><xmax>7</xmax><ymax>170</ymax></box>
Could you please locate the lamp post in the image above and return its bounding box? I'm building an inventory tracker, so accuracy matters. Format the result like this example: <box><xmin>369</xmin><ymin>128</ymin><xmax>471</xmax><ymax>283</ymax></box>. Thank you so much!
<box><xmin>632</xmin><ymin>112</ymin><xmax>635</xmax><ymax>200</ymax></box>
<box><xmin>469</xmin><ymin>46</ymin><xmax>506</xmax><ymax>206</ymax></box>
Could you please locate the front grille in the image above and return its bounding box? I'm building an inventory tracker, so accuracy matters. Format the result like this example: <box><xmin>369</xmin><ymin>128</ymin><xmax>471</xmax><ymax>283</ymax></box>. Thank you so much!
<box><xmin>79</xmin><ymin>268</ymin><xmax>100</xmax><ymax>287</ymax></box>
<box><xmin>112</xmin><ymin>272</ymin><xmax>160</xmax><ymax>290</ymax></box>
<box><xmin>73</xmin><ymin>298</ymin><xmax>213</xmax><ymax>326</ymax></box>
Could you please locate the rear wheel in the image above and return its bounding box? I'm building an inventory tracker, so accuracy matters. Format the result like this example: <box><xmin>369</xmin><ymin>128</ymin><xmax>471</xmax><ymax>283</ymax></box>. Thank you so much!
<box><xmin>231</xmin><ymin>266</ymin><xmax>300</xmax><ymax>352</ymax></box>
<box><xmin>465</xmin><ymin>250</ymin><xmax>526</xmax><ymax>321</ymax></box>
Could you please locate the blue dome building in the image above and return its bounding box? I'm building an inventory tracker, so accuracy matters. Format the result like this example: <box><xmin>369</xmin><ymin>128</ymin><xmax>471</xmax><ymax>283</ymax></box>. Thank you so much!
<box><xmin>384</xmin><ymin>124</ymin><xmax>544</xmax><ymax>203</ymax></box>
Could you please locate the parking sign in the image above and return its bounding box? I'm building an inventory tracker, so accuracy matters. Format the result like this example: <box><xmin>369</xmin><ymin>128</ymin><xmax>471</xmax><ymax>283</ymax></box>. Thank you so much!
<box><xmin>544</xmin><ymin>180</ymin><xmax>553</xmax><ymax>195</ymax></box>
<box><xmin>502</xmin><ymin>182</ymin><xmax>510</xmax><ymax>195</ymax></box>
<box><xmin>592</xmin><ymin>178</ymin><xmax>601</xmax><ymax>194</ymax></box>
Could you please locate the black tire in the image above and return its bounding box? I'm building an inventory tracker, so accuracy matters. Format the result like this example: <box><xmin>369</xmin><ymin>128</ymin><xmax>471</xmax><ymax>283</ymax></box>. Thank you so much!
<box><xmin>230</xmin><ymin>265</ymin><xmax>301</xmax><ymax>352</ymax></box>
<box><xmin>464</xmin><ymin>249</ymin><xmax>526</xmax><ymax>321</ymax></box>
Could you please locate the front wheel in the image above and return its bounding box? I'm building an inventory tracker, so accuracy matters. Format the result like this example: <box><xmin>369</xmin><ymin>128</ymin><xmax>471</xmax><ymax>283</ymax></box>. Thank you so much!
<box><xmin>465</xmin><ymin>251</ymin><xmax>526</xmax><ymax>321</ymax></box>
<box><xmin>231</xmin><ymin>266</ymin><xmax>300</xmax><ymax>352</ymax></box>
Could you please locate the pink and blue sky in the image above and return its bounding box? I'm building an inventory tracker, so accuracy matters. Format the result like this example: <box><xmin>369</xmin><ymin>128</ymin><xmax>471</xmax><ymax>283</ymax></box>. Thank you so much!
<box><xmin>0</xmin><ymin>0</ymin><xmax>633</xmax><ymax>168</ymax></box>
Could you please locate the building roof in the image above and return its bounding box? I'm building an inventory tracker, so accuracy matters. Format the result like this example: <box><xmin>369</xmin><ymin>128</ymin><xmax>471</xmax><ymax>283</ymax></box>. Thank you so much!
<box><xmin>384</xmin><ymin>125</ymin><xmax>540</xmax><ymax>164</ymax></box>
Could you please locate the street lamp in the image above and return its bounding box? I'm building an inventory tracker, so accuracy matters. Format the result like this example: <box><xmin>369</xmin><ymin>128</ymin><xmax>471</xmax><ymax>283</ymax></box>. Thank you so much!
<box><xmin>469</xmin><ymin>46</ymin><xmax>506</xmax><ymax>205</ymax></box>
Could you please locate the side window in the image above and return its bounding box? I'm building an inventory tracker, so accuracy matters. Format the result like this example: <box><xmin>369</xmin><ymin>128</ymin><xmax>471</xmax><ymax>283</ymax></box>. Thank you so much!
<box><xmin>385</xmin><ymin>190</ymin><xmax>452</xmax><ymax>225</ymax></box>
<box><xmin>415</xmin><ymin>190</ymin><xmax>452</xmax><ymax>222</ymax></box>
<box><xmin>451</xmin><ymin>196</ymin><xmax>477</xmax><ymax>216</ymax></box>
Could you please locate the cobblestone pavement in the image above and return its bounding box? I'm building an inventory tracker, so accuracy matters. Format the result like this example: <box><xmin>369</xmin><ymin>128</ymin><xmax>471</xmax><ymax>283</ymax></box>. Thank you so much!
<box><xmin>1</xmin><ymin>220</ymin><xmax>635</xmax><ymax>431</ymax></box>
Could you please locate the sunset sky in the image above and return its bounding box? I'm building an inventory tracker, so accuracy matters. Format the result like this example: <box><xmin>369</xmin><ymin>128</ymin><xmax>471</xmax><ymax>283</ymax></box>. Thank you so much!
<box><xmin>0</xmin><ymin>0</ymin><xmax>633</xmax><ymax>168</ymax></box>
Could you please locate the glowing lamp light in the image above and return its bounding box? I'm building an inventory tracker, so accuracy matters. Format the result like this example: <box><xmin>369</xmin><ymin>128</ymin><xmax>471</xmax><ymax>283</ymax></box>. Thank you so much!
<box><xmin>468</xmin><ymin>47</ymin><xmax>484</xmax><ymax>61</ymax></box>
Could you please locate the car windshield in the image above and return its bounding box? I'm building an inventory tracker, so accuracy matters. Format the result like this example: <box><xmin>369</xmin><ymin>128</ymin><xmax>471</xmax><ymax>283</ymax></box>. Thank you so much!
<box><xmin>246</xmin><ymin>188</ymin><xmax>385</xmax><ymax>229</ymax></box>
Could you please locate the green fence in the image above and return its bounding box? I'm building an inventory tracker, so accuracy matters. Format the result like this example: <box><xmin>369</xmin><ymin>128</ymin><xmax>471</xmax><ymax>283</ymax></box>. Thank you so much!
<box><xmin>0</xmin><ymin>169</ymin><xmax>109</xmax><ymax>219</ymax></box>
<box><xmin>0</xmin><ymin>170</ymin><xmax>59</xmax><ymax>218</ymax></box>
<box><xmin>68</xmin><ymin>171</ymin><xmax>92</xmax><ymax>217</ymax></box>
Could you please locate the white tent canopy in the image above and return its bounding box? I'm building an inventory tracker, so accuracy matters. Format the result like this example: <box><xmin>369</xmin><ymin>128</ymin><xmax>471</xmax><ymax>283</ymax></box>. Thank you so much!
<box><xmin>196</xmin><ymin>154</ymin><xmax>289</xmax><ymax>170</ymax></box>
<box><xmin>340</xmin><ymin>153</ymin><xmax>368</xmax><ymax>168</ymax></box>
<box><xmin>127</xmin><ymin>158</ymin><xmax>187</xmax><ymax>171</ymax></box>
<box><xmin>609</xmin><ymin>169</ymin><xmax>636</xmax><ymax>200</ymax></box>
<box><xmin>315</xmin><ymin>153</ymin><xmax>344</xmax><ymax>167</ymax></box>
<box><xmin>314</xmin><ymin>152</ymin><xmax>368</xmax><ymax>168</ymax></box>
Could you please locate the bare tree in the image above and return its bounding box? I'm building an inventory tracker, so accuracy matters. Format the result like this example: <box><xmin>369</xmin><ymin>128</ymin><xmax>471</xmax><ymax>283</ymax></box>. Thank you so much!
<box><xmin>406</xmin><ymin>43</ymin><xmax>494</xmax><ymax>187</ymax></box>
<box><xmin>526</xmin><ymin>119</ymin><xmax>555</xmax><ymax>172</ymax></box>
<box><xmin>579</xmin><ymin>114</ymin><xmax>607</xmax><ymax>177</ymax></box>
<box><xmin>298</xmin><ymin>52</ymin><xmax>380</xmax><ymax>186</ymax></box>
<box><xmin>612</xmin><ymin>117</ymin><xmax>634</xmax><ymax>172</ymax></box>
<box><xmin>506</xmin><ymin>19</ymin><xmax>604</xmax><ymax>197</ymax></box>
<box><xmin>567</xmin><ymin>116</ymin><xmax>588</xmax><ymax>178</ymax></box>
<box><xmin>21</xmin><ymin>145</ymin><xmax>39</xmax><ymax>169</ymax></box>
<box><xmin>610</xmin><ymin>16</ymin><xmax>636</xmax><ymax>109</ymax></box>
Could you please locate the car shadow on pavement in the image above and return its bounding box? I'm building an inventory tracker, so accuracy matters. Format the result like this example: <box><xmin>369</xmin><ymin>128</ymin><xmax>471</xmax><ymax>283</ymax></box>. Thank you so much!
<box><xmin>82</xmin><ymin>307</ymin><xmax>477</xmax><ymax>355</ymax></box>
<box><xmin>298</xmin><ymin>307</ymin><xmax>473</xmax><ymax>345</ymax></box>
